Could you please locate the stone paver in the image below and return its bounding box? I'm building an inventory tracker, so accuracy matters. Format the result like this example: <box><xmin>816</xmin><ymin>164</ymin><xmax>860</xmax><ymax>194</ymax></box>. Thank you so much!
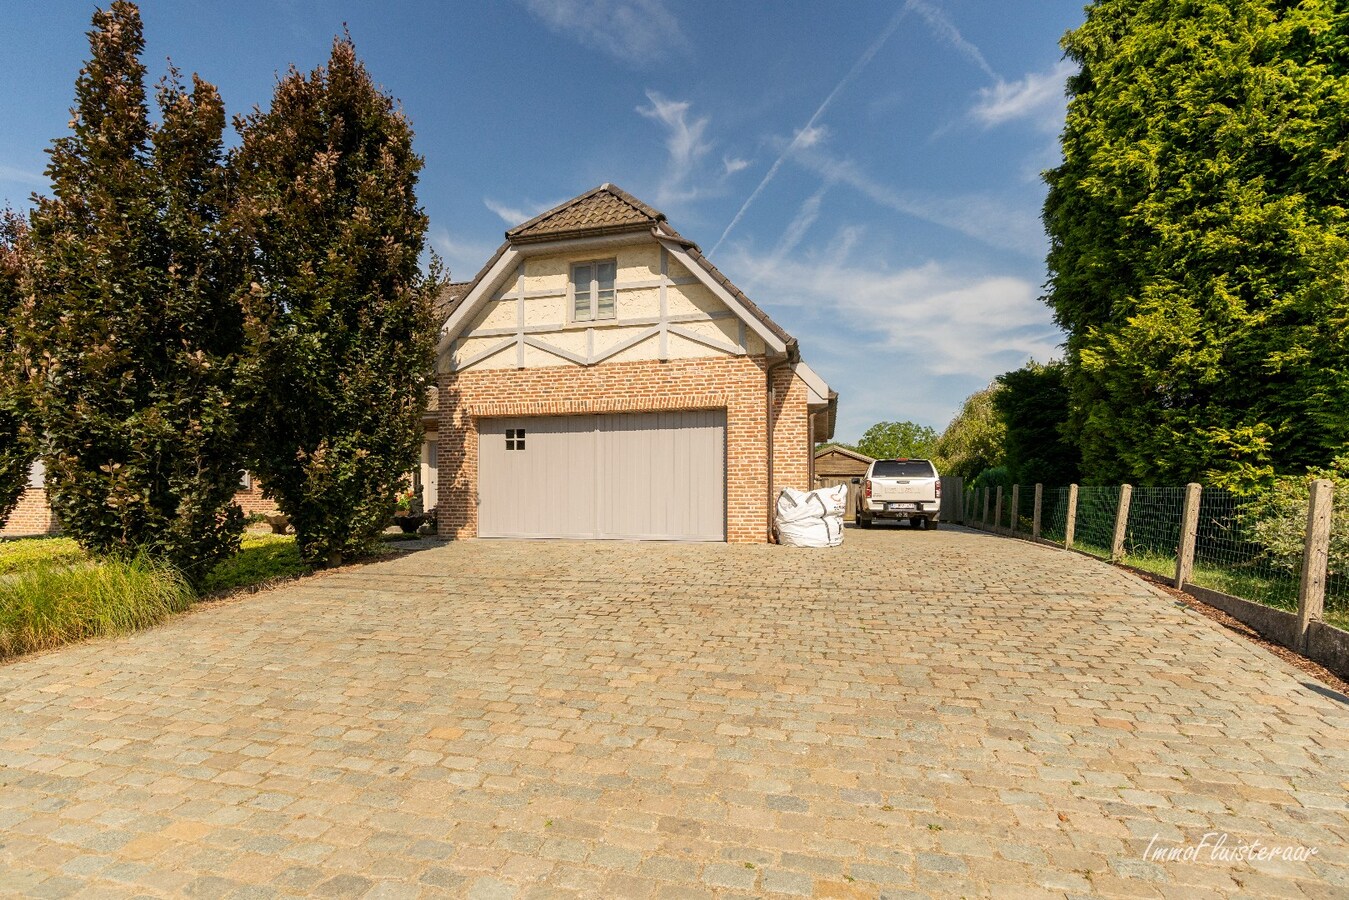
<box><xmin>1</xmin><ymin>526</ymin><xmax>1346</xmax><ymax>898</ymax></box>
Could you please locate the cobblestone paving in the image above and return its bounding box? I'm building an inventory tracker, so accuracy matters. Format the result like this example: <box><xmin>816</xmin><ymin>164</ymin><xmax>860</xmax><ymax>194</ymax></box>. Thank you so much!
<box><xmin>1</xmin><ymin>526</ymin><xmax>1346</xmax><ymax>898</ymax></box>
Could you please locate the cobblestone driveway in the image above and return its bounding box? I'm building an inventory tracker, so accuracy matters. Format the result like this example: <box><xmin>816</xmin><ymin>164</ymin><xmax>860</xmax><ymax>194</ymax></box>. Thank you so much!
<box><xmin>1</xmin><ymin>526</ymin><xmax>1346</xmax><ymax>898</ymax></box>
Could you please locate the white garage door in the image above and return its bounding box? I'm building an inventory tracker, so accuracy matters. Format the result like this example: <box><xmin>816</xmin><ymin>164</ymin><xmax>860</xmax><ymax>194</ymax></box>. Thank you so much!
<box><xmin>478</xmin><ymin>410</ymin><xmax>726</xmax><ymax>541</ymax></box>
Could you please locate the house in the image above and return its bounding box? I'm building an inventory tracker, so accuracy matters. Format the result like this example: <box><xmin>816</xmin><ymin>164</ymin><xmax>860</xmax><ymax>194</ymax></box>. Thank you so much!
<box><xmin>432</xmin><ymin>183</ymin><xmax>836</xmax><ymax>542</ymax></box>
<box><xmin>813</xmin><ymin>445</ymin><xmax>875</xmax><ymax>522</ymax></box>
<box><xmin>1</xmin><ymin>460</ymin><xmax>280</xmax><ymax>539</ymax></box>
<box><xmin>0</xmin><ymin>461</ymin><xmax>58</xmax><ymax>538</ymax></box>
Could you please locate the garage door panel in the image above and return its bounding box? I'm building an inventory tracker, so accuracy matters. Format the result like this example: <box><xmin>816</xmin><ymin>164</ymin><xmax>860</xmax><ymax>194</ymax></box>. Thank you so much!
<box><xmin>597</xmin><ymin>410</ymin><xmax>725</xmax><ymax>541</ymax></box>
<box><xmin>479</xmin><ymin>417</ymin><xmax>596</xmax><ymax>538</ymax></box>
<box><xmin>479</xmin><ymin>410</ymin><xmax>725</xmax><ymax>541</ymax></box>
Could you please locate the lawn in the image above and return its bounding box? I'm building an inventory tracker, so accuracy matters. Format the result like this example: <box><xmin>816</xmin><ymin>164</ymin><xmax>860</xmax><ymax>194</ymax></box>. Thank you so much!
<box><xmin>1115</xmin><ymin>547</ymin><xmax>1349</xmax><ymax>632</ymax></box>
<box><xmin>0</xmin><ymin>531</ymin><xmax>402</xmax><ymax>660</ymax></box>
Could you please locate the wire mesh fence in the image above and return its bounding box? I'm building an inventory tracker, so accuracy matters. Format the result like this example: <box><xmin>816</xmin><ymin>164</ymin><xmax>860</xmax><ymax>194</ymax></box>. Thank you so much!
<box><xmin>1073</xmin><ymin>485</ymin><xmax>1120</xmax><ymax>559</ymax></box>
<box><xmin>1041</xmin><ymin>486</ymin><xmax>1070</xmax><ymax>543</ymax></box>
<box><xmin>1329</xmin><ymin>490</ymin><xmax>1348</xmax><ymax>629</ymax></box>
<box><xmin>1189</xmin><ymin>487</ymin><xmax>1302</xmax><ymax>612</ymax></box>
<box><xmin>1120</xmin><ymin>486</ymin><xmax>1187</xmax><ymax>580</ymax></box>
<box><xmin>1014</xmin><ymin>485</ymin><xmax>1036</xmax><ymax>533</ymax></box>
<box><xmin>963</xmin><ymin>477</ymin><xmax>1348</xmax><ymax>635</ymax></box>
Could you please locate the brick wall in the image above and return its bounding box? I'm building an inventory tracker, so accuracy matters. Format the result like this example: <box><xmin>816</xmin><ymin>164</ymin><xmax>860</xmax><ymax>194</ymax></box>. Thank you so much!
<box><xmin>0</xmin><ymin>485</ymin><xmax>278</xmax><ymax>537</ymax></box>
<box><xmin>437</xmin><ymin>355</ymin><xmax>815</xmax><ymax>543</ymax></box>
<box><xmin>0</xmin><ymin>488</ymin><xmax>60</xmax><ymax>538</ymax></box>
<box><xmin>234</xmin><ymin>483</ymin><xmax>280</xmax><ymax>517</ymax></box>
<box><xmin>770</xmin><ymin>363</ymin><xmax>811</xmax><ymax>502</ymax></box>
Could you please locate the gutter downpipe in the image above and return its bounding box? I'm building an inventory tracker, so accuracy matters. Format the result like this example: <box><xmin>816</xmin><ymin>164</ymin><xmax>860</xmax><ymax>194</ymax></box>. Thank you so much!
<box><xmin>765</xmin><ymin>344</ymin><xmax>797</xmax><ymax>542</ymax></box>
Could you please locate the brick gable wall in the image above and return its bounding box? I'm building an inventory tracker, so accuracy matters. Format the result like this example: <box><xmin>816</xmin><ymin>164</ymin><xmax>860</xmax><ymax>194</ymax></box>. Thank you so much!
<box><xmin>437</xmin><ymin>355</ymin><xmax>811</xmax><ymax>543</ymax></box>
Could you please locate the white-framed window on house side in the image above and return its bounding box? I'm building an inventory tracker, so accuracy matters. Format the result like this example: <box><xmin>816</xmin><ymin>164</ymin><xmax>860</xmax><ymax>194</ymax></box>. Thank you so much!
<box><xmin>571</xmin><ymin>260</ymin><xmax>616</xmax><ymax>322</ymax></box>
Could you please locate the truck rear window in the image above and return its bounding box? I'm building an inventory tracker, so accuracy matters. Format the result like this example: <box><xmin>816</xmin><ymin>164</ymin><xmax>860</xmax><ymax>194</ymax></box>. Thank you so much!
<box><xmin>872</xmin><ymin>460</ymin><xmax>936</xmax><ymax>477</ymax></box>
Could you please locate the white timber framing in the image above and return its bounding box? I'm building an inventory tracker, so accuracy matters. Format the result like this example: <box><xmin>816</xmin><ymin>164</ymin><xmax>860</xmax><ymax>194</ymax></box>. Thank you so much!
<box><xmin>659</xmin><ymin>245</ymin><xmax>669</xmax><ymax>361</ymax></box>
<box><xmin>436</xmin><ymin>229</ymin><xmax>789</xmax><ymax>373</ymax></box>
<box><xmin>656</xmin><ymin>238</ymin><xmax>789</xmax><ymax>355</ymax></box>
<box><xmin>514</xmin><ymin>262</ymin><xmax>526</xmax><ymax>368</ymax></box>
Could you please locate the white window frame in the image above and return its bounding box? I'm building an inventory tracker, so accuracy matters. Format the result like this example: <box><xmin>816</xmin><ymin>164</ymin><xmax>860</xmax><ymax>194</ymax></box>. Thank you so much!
<box><xmin>570</xmin><ymin>259</ymin><xmax>617</xmax><ymax>323</ymax></box>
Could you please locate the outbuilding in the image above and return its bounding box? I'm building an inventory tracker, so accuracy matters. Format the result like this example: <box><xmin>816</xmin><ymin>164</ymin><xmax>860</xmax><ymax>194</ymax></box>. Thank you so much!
<box><xmin>813</xmin><ymin>445</ymin><xmax>875</xmax><ymax>521</ymax></box>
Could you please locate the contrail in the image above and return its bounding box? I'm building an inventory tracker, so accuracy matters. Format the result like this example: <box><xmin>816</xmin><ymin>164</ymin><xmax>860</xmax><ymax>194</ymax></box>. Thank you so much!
<box><xmin>711</xmin><ymin>0</ymin><xmax>1000</xmax><ymax>255</ymax></box>
<box><xmin>905</xmin><ymin>0</ymin><xmax>998</xmax><ymax>81</ymax></box>
<box><xmin>709</xmin><ymin>3</ymin><xmax>911</xmax><ymax>255</ymax></box>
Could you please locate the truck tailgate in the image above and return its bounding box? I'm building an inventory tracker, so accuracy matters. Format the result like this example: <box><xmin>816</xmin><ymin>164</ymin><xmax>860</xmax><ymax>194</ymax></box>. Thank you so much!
<box><xmin>870</xmin><ymin>478</ymin><xmax>937</xmax><ymax>502</ymax></box>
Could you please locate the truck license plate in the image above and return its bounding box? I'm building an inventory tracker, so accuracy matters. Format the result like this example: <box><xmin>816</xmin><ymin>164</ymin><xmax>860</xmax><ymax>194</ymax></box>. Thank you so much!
<box><xmin>890</xmin><ymin>503</ymin><xmax>916</xmax><ymax>510</ymax></box>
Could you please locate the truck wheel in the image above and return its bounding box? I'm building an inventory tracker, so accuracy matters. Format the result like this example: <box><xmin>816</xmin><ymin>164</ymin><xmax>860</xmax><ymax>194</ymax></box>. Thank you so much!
<box><xmin>858</xmin><ymin>515</ymin><xmax>871</xmax><ymax>529</ymax></box>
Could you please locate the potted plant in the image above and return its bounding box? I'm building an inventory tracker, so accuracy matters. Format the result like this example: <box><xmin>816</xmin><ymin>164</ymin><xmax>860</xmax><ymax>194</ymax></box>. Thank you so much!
<box><xmin>391</xmin><ymin>490</ymin><xmax>426</xmax><ymax>534</ymax></box>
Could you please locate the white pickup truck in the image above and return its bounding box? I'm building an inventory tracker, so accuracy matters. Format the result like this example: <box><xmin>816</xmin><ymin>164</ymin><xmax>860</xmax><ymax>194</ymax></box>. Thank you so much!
<box><xmin>852</xmin><ymin>458</ymin><xmax>942</xmax><ymax>529</ymax></box>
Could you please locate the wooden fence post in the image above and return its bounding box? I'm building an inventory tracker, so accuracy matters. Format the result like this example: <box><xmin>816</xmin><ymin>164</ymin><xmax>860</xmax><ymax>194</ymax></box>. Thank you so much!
<box><xmin>982</xmin><ymin>488</ymin><xmax>990</xmax><ymax>527</ymax></box>
<box><xmin>1065</xmin><ymin>484</ymin><xmax>1078</xmax><ymax>549</ymax></box>
<box><xmin>1009</xmin><ymin>485</ymin><xmax>1020</xmax><ymax>534</ymax></box>
<box><xmin>1033</xmin><ymin>484</ymin><xmax>1043</xmax><ymax>540</ymax></box>
<box><xmin>994</xmin><ymin>486</ymin><xmax>1004</xmax><ymax>534</ymax></box>
<box><xmin>1297</xmin><ymin>479</ymin><xmax>1334</xmax><ymax>652</ymax></box>
<box><xmin>1111</xmin><ymin>484</ymin><xmax>1133</xmax><ymax>561</ymax></box>
<box><xmin>1174</xmin><ymin>483</ymin><xmax>1202</xmax><ymax>588</ymax></box>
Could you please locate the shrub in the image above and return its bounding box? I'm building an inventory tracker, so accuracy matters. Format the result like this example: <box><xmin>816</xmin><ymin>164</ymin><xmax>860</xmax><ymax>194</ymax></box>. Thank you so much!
<box><xmin>1248</xmin><ymin>458</ymin><xmax>1349</xmax><ymax>582</ymax></box>
<box><xmin>0</xmin><ymin>210</ymin><xmax>35</xmax><ymax>524</ymax></box>
<box><xmin>0</xmin><ymin>537</ymin><xmax>84</xmax><ymax>575</ymax></box>
<box><xmin>23</xmin><ymin>2</ymin><xmax>246</xmax><ymax>582</ymax></box>
<box><xmin>0</xmin><ymin>554</ymin><xmax>193</xmax><ymax>658</ymax></box>
<box><xmin>198</xmin><ymin>533</ymin><xmax>306</xmax><ymax>595</ymax></box>
<box><xmin>232</xmin><ymin>34</ymin><xmax>438</xmax><ymax>566</ymax></box>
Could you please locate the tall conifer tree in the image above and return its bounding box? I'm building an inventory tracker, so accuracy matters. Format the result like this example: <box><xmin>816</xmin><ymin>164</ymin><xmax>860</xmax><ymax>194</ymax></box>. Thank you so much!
<box><xmin>0</xmin><ymin>210</ymin><xmax>35</xmax><ymax>523</ymax></box>
<box><xmin>1044</xmin><ymin>0</ymin><xmax>1349</xmax><ymax>487</ymax></box>
<box><xmin>233</xmin><ymin>35</ymin><xmax>438</xmax><ymax>565</ymax></box>
<box><xmin>24</xmin><ymin>1</ymin><xmax>245</xmax><ymax>577</ymax></box>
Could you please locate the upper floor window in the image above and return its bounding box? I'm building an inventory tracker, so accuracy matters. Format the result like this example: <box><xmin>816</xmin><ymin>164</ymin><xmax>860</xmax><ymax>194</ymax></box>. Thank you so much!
<box><xmin>572</xmin><ymin>260</ymin><xmax>616</xmax><ymax>321</ymax></box>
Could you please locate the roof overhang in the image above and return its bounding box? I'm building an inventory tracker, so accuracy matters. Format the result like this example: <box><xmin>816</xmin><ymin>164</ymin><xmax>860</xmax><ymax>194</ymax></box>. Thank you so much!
<box><xmin>796</xmin><ymin>360</ymin><xmax>838</xmax><ymax>443</ymax></box>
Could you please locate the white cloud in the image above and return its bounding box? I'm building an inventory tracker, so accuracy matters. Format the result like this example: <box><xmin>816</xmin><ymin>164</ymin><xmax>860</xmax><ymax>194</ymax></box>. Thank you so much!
<box><xmin>772</xmin><ymin>185</ymin><xmax>827</xmax><ymax>259</ymax></box>
<box><xmin>517</xmin><ymin>0</ymin><xmax>688</xmax><ymax>66</ymax></box>
<box><xmin>789</xmin><ymin>147</ymin><xmax>1047</xmax><ymax>258</ymax></box>
<box><xmin>793</xmin><ymin>125</ymin><xmax>829</xmax><ymax>148</ymax></box>
<box><xmin>429</xmin><ymin>227</ymin><xmax>496</xmax><ymax>282</ymax></box>
<box><xmin>722</xmin><ymin>155</ymin><xmax>749</xmax><ymax>176</ymax></box>
<box><xmin>726</xmin><ymin>238</ymin><xmax>1063</xmax><ymax>438</ymax></box>
<box><xmin>637</xmin><ymin>90</ymin><xmax>712</xmax><ymax>204</ymax></box>
<box><xmin>483</xmin><ymin>197</ymin><xmax>559</xmax><ymax>227</ymax></box>
<box><xmin>971</xmin><ymin>60</ymin><xmax>1076</xmax><ymax>131</ymax></box>
<box><xmin>733</xmin><ymin>250</ymin><xmax>1057</xmax><ymax>377</ymax></box>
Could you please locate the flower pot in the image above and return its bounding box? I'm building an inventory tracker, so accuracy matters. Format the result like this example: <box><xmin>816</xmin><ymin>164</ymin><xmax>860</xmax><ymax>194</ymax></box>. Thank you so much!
<box><xmin>393</xmin><ymin>514</ymin><xmax>426</xmax><ymax>534</ymax></box>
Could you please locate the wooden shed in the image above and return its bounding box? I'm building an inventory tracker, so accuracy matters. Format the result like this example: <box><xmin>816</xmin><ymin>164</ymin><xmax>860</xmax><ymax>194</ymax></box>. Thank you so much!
<box><xmin>813</xmin><ymin>445</ymin><xmax>874</xmax><ymax>521</ymax></box>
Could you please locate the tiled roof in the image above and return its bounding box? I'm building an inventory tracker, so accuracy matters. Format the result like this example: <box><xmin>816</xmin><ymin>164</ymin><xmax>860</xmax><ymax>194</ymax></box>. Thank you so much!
<box><xmin>432</xmin><ymin>281</ymin><xmax>473</xmax><ymax>323</ymax></box>
<box><xmin>506</xmin><ymin>184</ymin><xmax>663</xmax><ymax>243</ymax></box>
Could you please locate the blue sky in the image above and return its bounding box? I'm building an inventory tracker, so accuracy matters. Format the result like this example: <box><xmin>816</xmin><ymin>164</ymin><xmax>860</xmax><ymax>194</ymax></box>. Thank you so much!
<box><xmin>0</xmin><ymin>0</ymin><xmax>1087</xmax><ymax>443</ymax></box>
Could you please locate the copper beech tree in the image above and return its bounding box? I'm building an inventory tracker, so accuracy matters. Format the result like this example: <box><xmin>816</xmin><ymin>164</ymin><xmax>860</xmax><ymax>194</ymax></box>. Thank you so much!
<box><xmin>231</xmin><ymin>35</ymin><xmax>439</xmax><ymax>566</ymax></box>
<box><xmin>23</xmin><ymin>2</ymin><xmax>246</xmax><ymax>580</ymax></box>
<box><xmin>0</xmin><ymin>210</ymin><xmax>35</xmax><ymax>524</ymax></box>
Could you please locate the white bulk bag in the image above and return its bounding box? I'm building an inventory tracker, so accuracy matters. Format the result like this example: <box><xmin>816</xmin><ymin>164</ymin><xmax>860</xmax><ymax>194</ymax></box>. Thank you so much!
<box><xmin>775</xmin><ymin>486</ymin><xmax>846</xmax><ymax>548</ymax></box>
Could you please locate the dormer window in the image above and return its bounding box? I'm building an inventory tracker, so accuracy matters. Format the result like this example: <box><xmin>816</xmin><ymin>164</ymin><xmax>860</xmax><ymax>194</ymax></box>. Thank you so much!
<box><xmin>571</xmin><ymin>260</ymin><xmax>616</xmax><ymax>322</ymax></box>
